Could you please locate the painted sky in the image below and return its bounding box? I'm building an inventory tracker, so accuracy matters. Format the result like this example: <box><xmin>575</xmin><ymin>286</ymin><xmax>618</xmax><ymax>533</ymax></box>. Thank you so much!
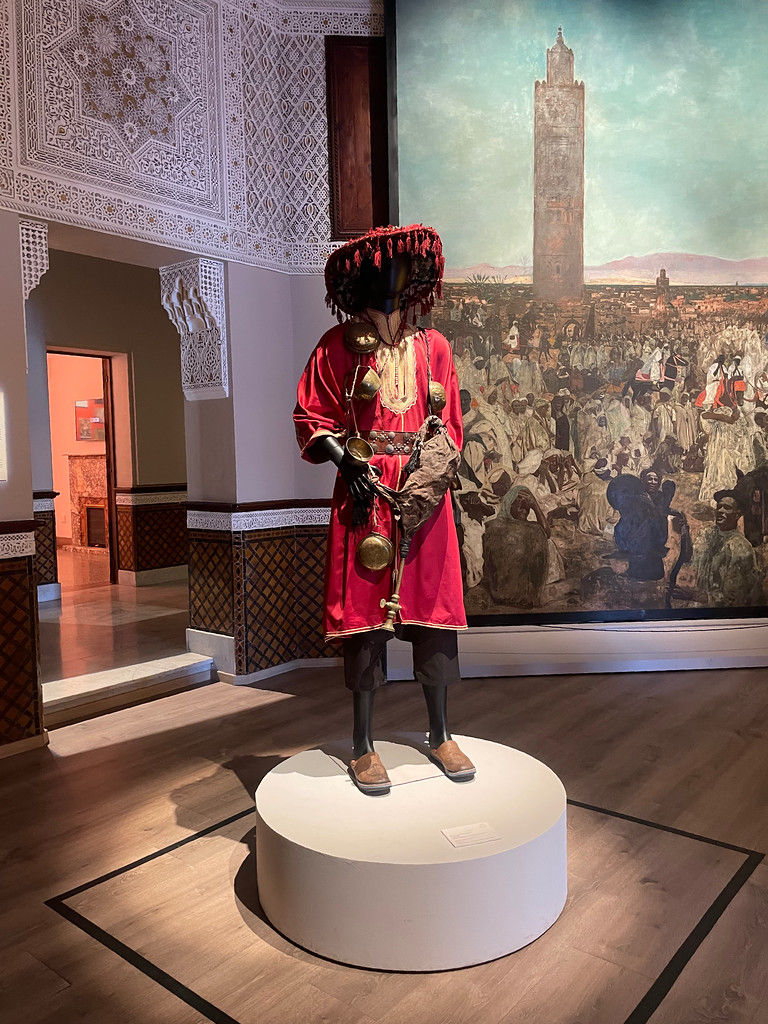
<box><xmin>396</xmin><ymin>0</ymin><xmax>768</xmax><ymax>269</ymax></box>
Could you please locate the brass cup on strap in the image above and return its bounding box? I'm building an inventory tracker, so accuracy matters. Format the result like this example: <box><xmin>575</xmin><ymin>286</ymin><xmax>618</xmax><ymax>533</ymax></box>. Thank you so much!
<box><xmin>356</xmin><ymin>532</ymin><xmax>394</xmax><ymax>571</ymax></box>
<box><xmin>351</xmin><ymin>367</ymin><xmax>381</xmax><ymax>401</ymax></box>
<box><xmin>344</xmin><ymin>435</ymin><xmax>375</xmax><ymax>465</ymax></box>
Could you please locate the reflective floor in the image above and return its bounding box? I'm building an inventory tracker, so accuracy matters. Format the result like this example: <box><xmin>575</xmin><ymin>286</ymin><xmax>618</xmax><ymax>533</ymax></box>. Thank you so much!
<box><xmin>57</xmin><ymin>545</ymin><xmax>111</xmax><ymax>591</ymax></box>
<box><xmin>40</xmin><ymin>548</ymin><xmax>189</xmax><ymax>682</ymax></box>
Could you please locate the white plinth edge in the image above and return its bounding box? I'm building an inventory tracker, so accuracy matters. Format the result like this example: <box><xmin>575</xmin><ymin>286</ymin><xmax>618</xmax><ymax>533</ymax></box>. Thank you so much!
<box><xmin>255</xmin><ymin>736</ymin><xmax>567</xmax><ymax>971</ymax></box>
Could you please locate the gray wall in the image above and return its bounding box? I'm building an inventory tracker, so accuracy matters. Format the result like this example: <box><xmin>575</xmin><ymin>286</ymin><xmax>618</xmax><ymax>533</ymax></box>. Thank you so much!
<box><xmin>290</xmin><ymin>273</ymin><xmax>337</xmax><ymax>500</ymax></box>
<box><xmin>25</xmin><ymin>302</ymin><xmax>53</xmax><ymax>493</ymax></box>
<box><xmin>26</xmin><ymin>250</ymin><xmax>186</xmax><ymax>488</ymax></box>
<box><xmin>0</xmin><ymin>211</ymin><xmax>33</xmax><ymax>520</ymax></box>
<box><xmin>227</xmin><ymin>264</ymin><xmax>337</xmax><ymax>503</ymax></box>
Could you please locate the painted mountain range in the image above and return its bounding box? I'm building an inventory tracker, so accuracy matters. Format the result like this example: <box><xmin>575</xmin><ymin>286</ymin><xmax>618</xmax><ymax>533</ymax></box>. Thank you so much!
<box><xmin>445</xmin><ymin>253</ymin><xmax>768</xmax><ymax>286</ymax></box>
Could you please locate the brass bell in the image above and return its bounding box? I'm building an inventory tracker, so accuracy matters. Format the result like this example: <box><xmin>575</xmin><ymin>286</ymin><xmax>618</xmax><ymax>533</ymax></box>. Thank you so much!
<box><xmin>429</xmin><ymin>380</ymin><xmax>447</xmax><ymax>411</ymax></box>
<box><xmin>349</xmin><ymin>366</ymin><xmax>381</xmax><ymax>401</ymax></box>
<box><xmin>344</xmin><ymin>321</ymin><xmax>380</xmax><ymax>354</ymax></box>
<box><xmin>357</xmin><ymin>532</ymin><xmax>394</xmax><ymax>571</ymax></box>
<box><xmin>344</xmin><ymin>435</ymin><xmax>375</xmax><ymax>464</ymax></box>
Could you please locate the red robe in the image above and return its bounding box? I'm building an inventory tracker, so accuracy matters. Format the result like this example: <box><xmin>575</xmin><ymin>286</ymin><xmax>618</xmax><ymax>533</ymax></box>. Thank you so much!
<box><xmin>294</xmin><ymin>324</ymin><xmax>467</xmax><ymax>640</ymax></box>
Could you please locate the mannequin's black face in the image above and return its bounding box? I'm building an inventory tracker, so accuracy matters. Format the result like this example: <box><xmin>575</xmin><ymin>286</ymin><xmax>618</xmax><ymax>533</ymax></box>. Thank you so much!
<box><xmin>360</xmin><ymin>253</ymin><xmax>411</xmax><ymax>315</ymax></box>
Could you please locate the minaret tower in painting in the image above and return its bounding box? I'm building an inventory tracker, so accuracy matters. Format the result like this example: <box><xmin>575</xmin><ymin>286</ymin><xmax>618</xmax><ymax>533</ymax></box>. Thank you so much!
<box><xmin>533</xmin><ymin>28</ymin><xmax>584</xmax><ymax>302</ymax></box>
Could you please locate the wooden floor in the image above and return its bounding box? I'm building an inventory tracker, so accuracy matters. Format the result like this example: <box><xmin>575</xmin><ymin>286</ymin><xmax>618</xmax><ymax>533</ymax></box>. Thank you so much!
<box><xmin>1</xmin><ymin>663</ymin><xmax>767</xmax><ymax>1024</ymax></box>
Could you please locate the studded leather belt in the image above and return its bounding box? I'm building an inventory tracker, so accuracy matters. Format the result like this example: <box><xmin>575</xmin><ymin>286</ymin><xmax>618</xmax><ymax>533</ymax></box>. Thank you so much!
<box><xmin>362</xmin><ymin>429</ymin><xmax>418</xmax><ymax>455</ymax></box>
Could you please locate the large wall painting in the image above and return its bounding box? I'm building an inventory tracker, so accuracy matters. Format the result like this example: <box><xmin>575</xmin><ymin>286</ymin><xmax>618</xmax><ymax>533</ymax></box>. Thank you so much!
<box><xmin>393</xmin><ymin>0</ymin><xmax>768</xmax><ymax>622</ymax></box>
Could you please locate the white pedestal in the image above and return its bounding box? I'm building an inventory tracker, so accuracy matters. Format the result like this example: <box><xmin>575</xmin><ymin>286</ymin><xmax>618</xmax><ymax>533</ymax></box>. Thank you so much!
<box><xmin>255</xmin><ymin>736</ymin><xmax>567</xmax><ymax>971</ymax></box>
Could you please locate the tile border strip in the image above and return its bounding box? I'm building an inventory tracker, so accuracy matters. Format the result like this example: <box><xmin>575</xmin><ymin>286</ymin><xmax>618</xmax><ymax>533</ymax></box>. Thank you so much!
<box><xmin>187</xmin><ymin>508</ymin><xmax>331</xmax><ymax>531</ymax></box>
<box><xmin>0</xmin><ymin>532</ymin><xmax>35</xmax><ymax>559</ymax></box>
<box><xmin>116</xmin><ymin>492</ymin><xmax>189</xmax><ymax>507</ymax></box>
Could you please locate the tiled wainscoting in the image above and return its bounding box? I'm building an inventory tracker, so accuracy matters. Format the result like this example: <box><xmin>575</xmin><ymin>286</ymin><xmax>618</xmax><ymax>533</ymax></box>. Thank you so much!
<box><xmin>0</xmin><ymin>523</ymin><xmax>44</xmax><ymax>753</ymax></box>
<box><xmin>187</xmin><ymin>504</ymin><xmax>335</xmax><ymax>677</ymax></box>
<box><xmin>115</xmin><ymin>487</ymin><xmax>188</xmax><ymax>584</ymax></box>
<box><xmin>32</xmin><ymin>495</ymin><xmax>58</xmax><ymax>589</ymax></box>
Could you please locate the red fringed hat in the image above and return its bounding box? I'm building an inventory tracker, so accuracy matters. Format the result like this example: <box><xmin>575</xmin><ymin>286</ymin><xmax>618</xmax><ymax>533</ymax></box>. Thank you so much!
<box><xmin>324</xmin><ymin>224</ymin><xmax>445</xmax><ymax>321</ymax></box>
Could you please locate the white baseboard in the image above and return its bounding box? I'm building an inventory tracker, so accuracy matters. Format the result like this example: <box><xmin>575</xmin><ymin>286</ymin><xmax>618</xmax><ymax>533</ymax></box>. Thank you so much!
<box><xmin>37</xmin><ymin>583</ymin><xmax>61</xmax><ymax>604</ymax></box>
<box><xmin>0</xmin><ymin>731</ymin><xmax>49</xmax><ymax>759</ymax></box>
<box><xmin>187</xmin><ymin>628</ymin><xmax>236</xmax><ymax>673</ymax></box>
<box><xmin>384</xmin><ymin>619</ymin><xmax>768</xmax><ymax>679</ymax></box>
<box><xmin>196</xmin><ymin>618</ymin><xmax>768</xmax><ymax>685</ymax></box>
<box><xmin>218</xmin><ymin>657</ymin><xmax>342</xmax><ymax>686</ymax></box>
<box><xmin>118</xmin><ymin>565</ymin><xmax>188</xmax><ymax>587</ymax></box>
<box><xmin>187</xmin><ymin>628</ymin><xmax>340</xmax><ymax>683</ymax></box>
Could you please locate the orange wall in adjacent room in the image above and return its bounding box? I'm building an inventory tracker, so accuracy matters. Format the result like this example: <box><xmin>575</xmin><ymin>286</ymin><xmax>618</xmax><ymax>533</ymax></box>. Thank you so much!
<box><xmin>47</xmin><ymin>353</ymin><xmax>106</xmax><ymax>541</ymax></box>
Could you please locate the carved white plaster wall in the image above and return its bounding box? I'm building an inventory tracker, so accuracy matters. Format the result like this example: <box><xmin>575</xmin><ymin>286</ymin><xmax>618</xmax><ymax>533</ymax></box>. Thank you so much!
<box><xmin>160</xmin><ymin>258</ymin><xmax>229</xmax><ymax>400</ymax></box>
<box><xmin>3</xmin><ymin>0</ymin><xmax>383</xmax><ymax>273</ymax></box>
<box><xmin>0</xmin><ymin>532</ymin><xmax>36</xmax><ymax>559</ymax></box>
<box><xmin>19</xmin><ymin>218</ymin><xmax>49</xmax><ymax>299</ymax></box>
<box><xmin>187</xmin><ymin>506</ymin><xmax>331</xmax><ymax>531</ymax></box>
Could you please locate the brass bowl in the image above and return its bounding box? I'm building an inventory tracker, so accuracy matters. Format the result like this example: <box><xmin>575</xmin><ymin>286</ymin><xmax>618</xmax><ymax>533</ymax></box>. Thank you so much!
<box><xmin>345</xmin><ymin>435</ymin><xmax>375</xmax><ymax>464</ymax></box>
<box><xmin>429</xmin><ymin>380</ymin><xmax>447</xmax><ymax>412</ymax></box>
<box><xmin>357</xmin><ymin>532</ymin><xmax>394</xmax><ymax>571</ymax></box>
<box><xmin>344</xmin><ymin>321</ymin><xmax>380</xmax><ymax>354</ymax></box>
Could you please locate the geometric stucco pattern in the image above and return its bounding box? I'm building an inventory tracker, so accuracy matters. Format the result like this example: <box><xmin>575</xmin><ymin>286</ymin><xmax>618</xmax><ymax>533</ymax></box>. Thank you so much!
<box><xmin>19</xmin><ymin>218</ymin><xmax>49</xmax><ymax>299</ymax></box>
<box><xmin>16</xmin><ymin>0</ymin><xmax>224</xmax><ymax>213</ymax></box>
<box><xmin>160</xmin><ymin>258</ymin><xmax>229</xmax><ymax>400</ymax></box>
<box><xmin>5</xmin><ymin>0</ymin><xmax>383</xmax><ymax>273</ymax></box>
<box><xmin>241</xmin><ymin>20</ymin><xmax>331</xmax><ymax>269</ymax></box>
<box><xmin>58</xmin><ymin>0</ymin><xmax>194</xmax><ymax>157</ymax></box>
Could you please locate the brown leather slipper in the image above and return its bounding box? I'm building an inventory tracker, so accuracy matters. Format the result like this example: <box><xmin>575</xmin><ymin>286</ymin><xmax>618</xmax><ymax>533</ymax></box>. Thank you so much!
<box><xmin>429</xmin><ymin>740</ymin><xmax>476</xmax><ymax>780</ymax></box>
<box><xmin>349</xmin><ymin>751</ymin><xmax>391</xmax><ymax>794</ymax></box>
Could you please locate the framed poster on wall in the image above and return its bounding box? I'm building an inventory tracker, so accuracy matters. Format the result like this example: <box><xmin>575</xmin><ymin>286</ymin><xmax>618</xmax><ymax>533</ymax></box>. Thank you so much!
<box><xmin>390</xmin><ymin>0</ymin><xmax>768</xmax><ymax>625</ymax></box>
<box><xmin>75</xmin><ymin>399</ymin><xmax>105</xmax><ymax>442</ymax></box>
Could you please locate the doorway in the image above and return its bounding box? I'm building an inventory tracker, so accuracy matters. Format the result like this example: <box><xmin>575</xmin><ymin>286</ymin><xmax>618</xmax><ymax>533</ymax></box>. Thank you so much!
<box><xmin>28</xmin><ymin>235</ymin><xmax>206</xmax><ymax>716</ymax></box>
<box><xmin>40</xmin><ymin>342</ymin><xmax>190</xmax><ymax>687</ymax></box>
<box><xmin>46</xmin><ymin>352</ymin><xmax>118</xmax><ymax>591</ymax></box>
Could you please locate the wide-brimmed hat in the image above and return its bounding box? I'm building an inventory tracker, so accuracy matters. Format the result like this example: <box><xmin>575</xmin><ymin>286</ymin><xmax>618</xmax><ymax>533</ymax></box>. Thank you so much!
<box><xmin>324</xmin><ymin>224</ymin><xmax>445</xmax><ymax>320</ymax></box>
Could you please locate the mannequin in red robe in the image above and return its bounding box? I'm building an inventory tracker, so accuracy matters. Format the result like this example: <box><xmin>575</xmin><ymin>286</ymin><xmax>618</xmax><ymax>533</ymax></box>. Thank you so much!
<box><xmin>294</xmin><ymin>225</ymin><xmax>474</xmax><ymax>794</ymax></box>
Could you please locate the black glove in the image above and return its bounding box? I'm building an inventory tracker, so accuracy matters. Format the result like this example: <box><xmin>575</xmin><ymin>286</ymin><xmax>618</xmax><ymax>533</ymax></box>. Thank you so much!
<box><xmin>310</xmin><ymin>435</ymin><xmax>376</xmax><ymax>526</ymax></box>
